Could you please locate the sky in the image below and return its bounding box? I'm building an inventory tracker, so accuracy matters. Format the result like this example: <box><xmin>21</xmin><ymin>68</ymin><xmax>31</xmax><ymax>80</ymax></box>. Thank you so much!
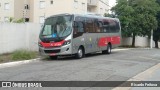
<box><xmin>108</xmin><ymin>0</ymin><xmax>116</xmax><ymax>13</ymax></box>
<box><xmin>109</xmin><ymin>0</ymin><xmax>116</xmax><ymax>7</ymax></box>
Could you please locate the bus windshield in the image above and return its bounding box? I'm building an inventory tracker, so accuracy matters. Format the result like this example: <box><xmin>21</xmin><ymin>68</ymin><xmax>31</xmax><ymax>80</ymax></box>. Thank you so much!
<box><xmin>40</xmin><ymin>15</ymin><xmax>72</xmax><ymax>39</ymax></box>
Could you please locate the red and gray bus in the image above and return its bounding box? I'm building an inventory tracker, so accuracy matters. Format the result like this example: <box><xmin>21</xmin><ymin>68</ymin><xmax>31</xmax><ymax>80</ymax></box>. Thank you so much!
<box><xmin>38</xmin><ymin>13</ymin><xmax>121</xmax><ymax>59</ymax></box>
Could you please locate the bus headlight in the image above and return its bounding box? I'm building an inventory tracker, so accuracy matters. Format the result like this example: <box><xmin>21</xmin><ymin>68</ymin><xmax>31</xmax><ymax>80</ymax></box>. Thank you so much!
<box><xmin>38</xmin><ymin>42</ymin><xmax>43</xmax><ymax>47</ymax></box>
<box><xmin>38</xmin><ymin>39</ymin><xmax>43</xmax><ymax>47</ymax></box>
<box><xmin>63</xmin><ymin>40</ymin><xmax>71</xmax><ymax>46</ymax></box>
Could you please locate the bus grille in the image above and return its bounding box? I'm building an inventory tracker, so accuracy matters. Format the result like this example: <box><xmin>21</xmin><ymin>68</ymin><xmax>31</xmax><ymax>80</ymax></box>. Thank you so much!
<box><xmin>44</xmin><ymin>49</ymin><xmax>60</xmax><ymax>53</ymax></box>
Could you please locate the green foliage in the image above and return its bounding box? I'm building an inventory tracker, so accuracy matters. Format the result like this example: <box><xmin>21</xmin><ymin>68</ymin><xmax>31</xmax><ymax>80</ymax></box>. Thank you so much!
<box><xmin>14</xmin><ymin>18</ymin><xmax>24</xmax><ymax>23</ymax></box>
<box><xmin>112</xmin><ymin>0</ymin><xmax>160</xmax><ymax>37</ymax></box>
<box><xmin>9</xmin><ymin>17</ymin><xmax>14</xmax><ymax>22</ymax></box>
<box><xmin>112</xmin><ymin>0</ymin><xmax>160</xmax><ymax>46</ymax></box>
<box><xmin>12</xmin><ymin>50</ymin><xmax>37</xmax><ymax>61</ymax></box>
<box><xmin>112</xmin><ymin>0</ymin><xmax>134</xmax><ymax>37</ymax></box>
<box><xmin>154</xmin><ymin>0</ymin><xmax>160</xmax><ymax>42</ymax></box>
<box><xmin>104</xmin><ymin>13</ymin><xmax>116</xmax><ymax>18</ymax></box>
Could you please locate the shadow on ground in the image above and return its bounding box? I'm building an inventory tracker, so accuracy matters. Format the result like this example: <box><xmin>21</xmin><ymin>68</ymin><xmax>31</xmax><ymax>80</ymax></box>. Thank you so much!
<box><xmin>40</xmin><ymin>51</ymin><xmax>118</xmax><ymax>61</ymax></box>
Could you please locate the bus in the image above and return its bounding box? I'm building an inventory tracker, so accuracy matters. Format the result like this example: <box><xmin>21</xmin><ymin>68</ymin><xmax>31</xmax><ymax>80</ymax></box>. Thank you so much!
<box><xmin>38</xmin><ymin>13</ymin><xmax>121</xmax><ymax>59</ymax></box>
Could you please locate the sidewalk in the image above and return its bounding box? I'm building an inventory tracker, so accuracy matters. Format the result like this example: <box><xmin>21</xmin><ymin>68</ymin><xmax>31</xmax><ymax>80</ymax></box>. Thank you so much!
<box><xmin>131</xmin><ymin>63</ymin><xmax>160</xmax><ymax>90</ymax></box>
<box><xmin>113</xmin><ymin>63</ymin><xmax>160</xmax><ymax>90</ymax></box>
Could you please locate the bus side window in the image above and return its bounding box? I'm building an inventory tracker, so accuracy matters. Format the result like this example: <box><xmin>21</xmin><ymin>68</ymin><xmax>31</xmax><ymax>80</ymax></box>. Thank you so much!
<box><xmin>73</xmin><ymin>21</ymin><xmax>78</xmax><ymax>34</ymax></box>
<box><xmin>115</xmin><ymin>21</ymin><xmax>120</xmax><ymax>32</ymax></box>
<box><xmin>103</xmin><ymin>21</ymin><xmax>110</xmax><ymax>33</ymax></box>
<box><xmin>110</xmin><ymin>20</ymin><xmax>117</xmax><ymax>33</ymax></box>
<box><xmin>85</xmin><ymin>18</ymin><xmax>95</xmax><ymax>33</ymax></box>
<box><xmin>77</xmin><ymin>22</ymin><xmax>84</xmax><ymax>32</ymax></box>
<box><xmin>98</xmin><ymin>21</ymin><xmax>103</xmax><ymax>33</ymax></box>
<box><xmin>95</xmin><ymin>21</ymin><xmax>103</xmax><ymax>33</ymax></box>
<box><xmin>73</xmin><ymin>21</ymin><xmax>84</xmax><ymax>34</ymax></box>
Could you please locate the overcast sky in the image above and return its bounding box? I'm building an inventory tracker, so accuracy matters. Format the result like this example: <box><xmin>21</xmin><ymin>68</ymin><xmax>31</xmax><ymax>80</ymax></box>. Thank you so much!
<box><xmin>109</xmin><ymin>0</ymin><xmax>116</xmax><ymax>7</ymax></box>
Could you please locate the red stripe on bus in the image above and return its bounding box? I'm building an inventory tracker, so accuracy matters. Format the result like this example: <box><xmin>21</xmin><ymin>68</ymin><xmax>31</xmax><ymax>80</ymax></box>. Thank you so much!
<box><xmin>98</xmin><ymin>36</ymin><xmax>121</xmax><ymax>47</ymax></box>
<box><xmin>40</xmin><ymin>40</ymin><xmax>65</xmax><ymax>48</ymax></box>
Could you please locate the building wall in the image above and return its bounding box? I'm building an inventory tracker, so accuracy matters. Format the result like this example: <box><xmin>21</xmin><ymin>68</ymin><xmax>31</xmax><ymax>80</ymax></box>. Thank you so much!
<box><xmin>0</xmin><ymin>0</ymin><xmax>109</xmax><ymax>23</ymax></box>
<box><xmin>28</xmin><ymin>0</ymin><xmax>34</xmax><ymax>22</ymax></box>
<box><xmin>87</xmin><ymin>0</ymin><xmax>109</xmax><ymax>16</ymax></box>
<box><xmin>72</xmin><ymin>0</ymin><xmax>87</xmax><ymax>14</ymax></box>
<box><xmin>31</xmin><ymin>0</ymin><xmax>87</xmax><ymax>23</ymax></box>
<box><xmin>14</xmin><ymin>0</ymin><xmax>25</xmax><ymax>20</ymax></box>
<box><xmin>97</xmin><ymin>0</ymin><xmax>109</xmax><ymax>16</ymax></box>
<box><xmin>0</xmin><ymin>0</ymin><xmax>15</xmax><ymax>22</ymax></box>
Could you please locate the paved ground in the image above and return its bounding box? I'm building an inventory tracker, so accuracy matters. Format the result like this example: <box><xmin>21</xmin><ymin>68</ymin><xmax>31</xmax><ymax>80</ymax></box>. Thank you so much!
<box><xmin>0</xmin><ymin>48</ymin><xmax>160</xmax><ymax>90</ymax></box>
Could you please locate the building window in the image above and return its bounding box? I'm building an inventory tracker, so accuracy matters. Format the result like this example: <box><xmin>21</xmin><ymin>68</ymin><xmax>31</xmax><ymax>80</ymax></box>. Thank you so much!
<box><xmin>4</xmin><ymin>3</ymin><xmax>10</xmax><ymax>10</ymax></box>
<box><xmin>4</xmin><ymin>17</ymin><xmax>9</xmax><ymax>22</ymax></box>
<box><xmin>39</xmin><ymin>16</ymin><xmax>45</xmax><ymax>23</ymax></box>
<box><xmin>82</xmin><ymin>3</ymin><xmax>85</xmax><ymax>10</ymax></box>
<box><xmin>74</xmin><ymin>1</ymin><xmax>78</xmax><ymax>9</ymax></box>
<box><xmin>24</xmin><ymin>4</ymin><xmax>29</xmax><ymax>9</ymax></box>
<box><xmin>105</xmin><ymin>9</ymin><xmax>107</xmax><ymax>12</ymax></box>
<box><xmin>100</xmin><ymin>8</ymin><xmax>103</xmax><ymax>14</ymax></box>
<box><xmin>39</xmin><ymin>1</ymin><xmax>45</xmax><ymax>9</ymax></box>
<box><xmin>50</xmin><ymin>0</ymin><xmax>53</xmax><ymax>5</ymax></box>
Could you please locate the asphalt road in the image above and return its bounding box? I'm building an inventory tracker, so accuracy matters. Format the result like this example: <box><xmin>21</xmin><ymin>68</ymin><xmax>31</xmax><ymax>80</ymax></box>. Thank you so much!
<box><xmin>0</xmin><ymin>48</ymin><xmax>160</xmax><ymax>90</ymax></box>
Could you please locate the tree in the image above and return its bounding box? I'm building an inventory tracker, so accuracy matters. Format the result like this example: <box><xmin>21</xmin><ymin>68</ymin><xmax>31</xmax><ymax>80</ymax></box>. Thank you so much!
<box><xmin>104</xmin><ymin>13</ymin><xmax>116</xmax><ymax>18</ymax></box>
<box><xmin>112</xmin><ymin>0</ymin><xmax>159</xmax><ymax>47</ymax></box>
<box><xmin>153</xmin><ymin>29</ymin><xmax>160</xmax><ymax>48</ymax></box>
<box><xmin>154</xmin><ymin>0</ymin><xmax>160</xmax><ymax>48</ymax></box>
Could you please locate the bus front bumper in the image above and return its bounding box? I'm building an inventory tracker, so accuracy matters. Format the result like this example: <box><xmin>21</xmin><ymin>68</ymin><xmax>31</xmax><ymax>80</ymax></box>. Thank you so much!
<box><xmin>39</xmin><ymin>45</ymin><xmax>72</xmax><ymax>56</ymax></box>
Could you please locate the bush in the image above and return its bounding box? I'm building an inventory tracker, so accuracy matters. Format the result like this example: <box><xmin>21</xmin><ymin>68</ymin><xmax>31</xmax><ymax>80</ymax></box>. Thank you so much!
<box><xmin>12</xmin><ymin>50</ymin><xmax>37</xmax><ymax>60</ymax></box>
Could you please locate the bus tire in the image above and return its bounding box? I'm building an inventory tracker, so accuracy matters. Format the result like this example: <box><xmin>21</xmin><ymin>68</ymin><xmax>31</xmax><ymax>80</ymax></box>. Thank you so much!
<box><xmin>102</xmin><ymin>44</ymin><xmax>112</xmax><ymax>54</ymax></box>
<box><xmin>50</xmin><ymin>56</ymin><xmax>58</xmax><ymax>60</ymax></box>
<box><xmin>75</xmin><ymin>47</ymin><xmax>84</xmax><ymax>59</ymax></box>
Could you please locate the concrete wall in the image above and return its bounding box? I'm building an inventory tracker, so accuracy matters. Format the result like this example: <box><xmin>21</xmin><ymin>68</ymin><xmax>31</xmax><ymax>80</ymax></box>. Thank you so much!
<box><xmin>0</xmin><ymin>23</ymin><xmax>159</xmax><ymax>54</ymax></box>
<box><xmin>0</xmin><ymin>23</ymin><xmax>41</xmax><ymax>54</ymax></box>
<box><xmin>122</xmin><ymin>36</ymin><xmax>160</xmax><ymax>47</ymax></box>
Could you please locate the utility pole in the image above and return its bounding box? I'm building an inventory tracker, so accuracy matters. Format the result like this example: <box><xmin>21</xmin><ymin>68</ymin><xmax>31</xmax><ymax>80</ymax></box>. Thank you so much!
<box><xmin>150</xmin><ymin>29</ymin><xmax>153</xmax><ymax>49</ymax></box>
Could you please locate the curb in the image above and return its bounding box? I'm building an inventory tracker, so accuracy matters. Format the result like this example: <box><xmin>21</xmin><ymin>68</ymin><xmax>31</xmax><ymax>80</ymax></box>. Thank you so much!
<box><xmin>0</xmin><ymin>48</ymin><xmax>152</xmax><ymax>69</ymax></box>
<box><xmin>112</xmin><ymin>63</ymin><xmax>160</xmax><ymax>90</ymax></box>
<box><xmin>0</xmin><ymin>58</ymin><xmax>40</xmax><ymax>69</ymax></box>
<box><xmin>113</xmin><ymin>48</ymin><xmax>152</xmax><ymax>51</ymax></box>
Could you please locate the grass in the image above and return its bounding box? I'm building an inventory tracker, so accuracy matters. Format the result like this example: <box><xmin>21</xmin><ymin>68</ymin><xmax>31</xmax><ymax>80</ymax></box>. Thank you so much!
<box><xmin>0</xmin><ymin>50</ymin><xmax>38</xmax><ymax>63</ymax></box>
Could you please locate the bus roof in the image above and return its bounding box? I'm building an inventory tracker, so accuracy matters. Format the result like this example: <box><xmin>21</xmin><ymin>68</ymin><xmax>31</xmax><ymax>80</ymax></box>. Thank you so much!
<box><xmin>46</xmin><ymin>13</ymin><xmax>119</xmax><ymax>21</ymax></box>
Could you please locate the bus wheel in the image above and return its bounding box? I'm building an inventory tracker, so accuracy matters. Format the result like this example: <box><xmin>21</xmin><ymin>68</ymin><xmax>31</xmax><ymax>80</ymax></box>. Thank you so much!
<box><xmin>50</xmin><ymin>56</ymin><xmax>58</xmax><ymax>60</ymax></box>
<box><xmin>102</xmin><ymin>44</ymin><xmax>112</xmax><ymax>54</ymax></box>
<box><xmin>75</xmin><ymin>47</ymin><xmax>84</xmax><ymax>59</ymax></box>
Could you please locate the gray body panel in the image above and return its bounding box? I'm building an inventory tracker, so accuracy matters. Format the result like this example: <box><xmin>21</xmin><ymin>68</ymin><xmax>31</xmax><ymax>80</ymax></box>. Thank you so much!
<box><xmin>39</xmin><ymin>13</ymin><xmax>121</xmax><ymax>56</ymax></box>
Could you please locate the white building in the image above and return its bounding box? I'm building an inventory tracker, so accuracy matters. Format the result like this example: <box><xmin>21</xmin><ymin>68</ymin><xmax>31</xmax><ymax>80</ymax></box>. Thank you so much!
<box><xmin>0</xmin><ymin>0</ymin><xmax>110</xmax><ymax>23</ymax></box>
